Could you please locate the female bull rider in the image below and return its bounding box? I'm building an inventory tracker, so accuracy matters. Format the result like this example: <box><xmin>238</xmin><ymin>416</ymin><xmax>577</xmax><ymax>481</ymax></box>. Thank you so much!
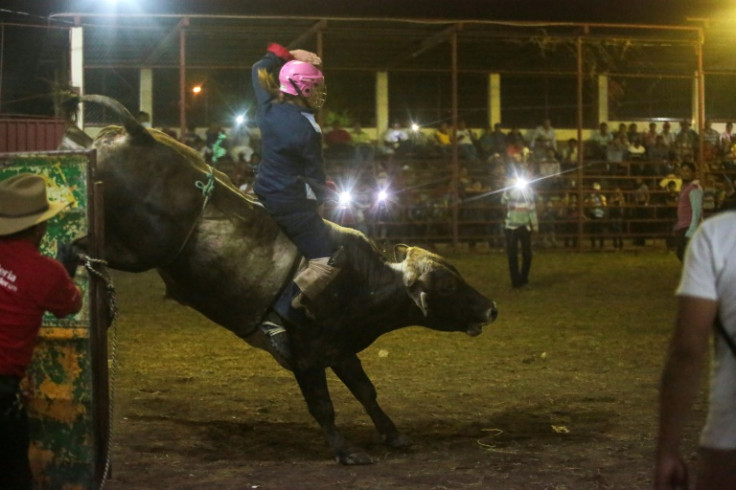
<box><xmin>252</xmin><ymin>43</ymin><xmax>344</xmax><ymax>362</ymax></box>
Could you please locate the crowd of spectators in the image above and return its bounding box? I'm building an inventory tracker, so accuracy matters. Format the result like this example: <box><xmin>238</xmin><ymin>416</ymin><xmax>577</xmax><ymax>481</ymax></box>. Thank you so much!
<box><xmin>169</xmin><ymin>115</ymin><xmax>736</xmax><ymax>249</ymax></box>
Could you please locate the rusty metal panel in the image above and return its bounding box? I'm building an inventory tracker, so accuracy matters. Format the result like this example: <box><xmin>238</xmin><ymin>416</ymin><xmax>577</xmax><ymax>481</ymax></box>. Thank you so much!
<box><xmin>0</xmin><ymin>119</ymin><xmax>67</xmax><ymax>152</ymax></box>
<box><xmin>0</xmin><ymin>152</ymin><xmax>106</xmax><ymax>489</ymax></box>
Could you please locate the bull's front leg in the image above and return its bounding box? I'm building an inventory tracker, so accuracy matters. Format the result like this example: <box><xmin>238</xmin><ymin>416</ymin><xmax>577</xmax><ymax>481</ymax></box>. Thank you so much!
<box><xmin>331</xmin><ymin>354</ymin><xmax>412</xmax><ymax>450</ymax></box>
<box><xmin>292</xmin><ymin>366</ymin><xmax>373</xmax><ymax>465</ymax></box>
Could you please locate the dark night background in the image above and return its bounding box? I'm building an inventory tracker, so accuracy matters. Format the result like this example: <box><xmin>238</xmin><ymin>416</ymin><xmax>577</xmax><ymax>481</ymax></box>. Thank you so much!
<box><xmin>1</xmin><ymin>1</ymin><xmax>734</xmax><ymax>123</ymax></box>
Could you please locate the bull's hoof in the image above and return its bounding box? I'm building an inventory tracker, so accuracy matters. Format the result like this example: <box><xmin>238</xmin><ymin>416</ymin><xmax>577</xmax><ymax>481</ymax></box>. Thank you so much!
<box><xmin>336</xmin><ymin>448</ymin><xmax>374</xmax><ymax>465</ymax></box>
<box><xmin>383</xmin><ymin>432</ymin><xmax>413</xmax><ymax>449</ymax></box>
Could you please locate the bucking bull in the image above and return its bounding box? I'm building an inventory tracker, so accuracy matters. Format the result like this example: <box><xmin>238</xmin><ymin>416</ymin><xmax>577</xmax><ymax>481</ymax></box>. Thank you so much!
<box><xmin>63</xmin><ymin>95</ymin><xmax>498</xmax><ymax>464</ymax></box>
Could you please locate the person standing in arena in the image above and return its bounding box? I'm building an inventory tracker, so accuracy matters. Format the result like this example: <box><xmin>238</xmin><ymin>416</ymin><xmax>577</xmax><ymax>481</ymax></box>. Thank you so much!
<box><xmin>673</xmin><ymin>161</ymin><xmax>703</xmax><ymax>262</ymax></box>
<box><xmin>654</xmin><ymin>209</ymin><xmax>736</xmax><ymax>490</ymax></box>
<box><xmin>501</xmin><ymin>168</ymin><xmax>538</xmax><ymax>288</ymax></box>
<box><xmin>0</xmin><ymin>174</ymin><xmax>83</xmax><ymax>489</ymax></box>
<box><xmin>251</xmin><ymin>43</ymin><xmax>344</xmax><ymax>363</ymax></box>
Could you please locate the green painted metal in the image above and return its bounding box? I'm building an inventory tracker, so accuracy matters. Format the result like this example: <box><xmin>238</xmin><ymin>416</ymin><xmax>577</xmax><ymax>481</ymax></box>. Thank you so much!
<box><xmin>0</xmin><ymin>153</ymin><xmax>104</xmax><ymax>489</ymax></box>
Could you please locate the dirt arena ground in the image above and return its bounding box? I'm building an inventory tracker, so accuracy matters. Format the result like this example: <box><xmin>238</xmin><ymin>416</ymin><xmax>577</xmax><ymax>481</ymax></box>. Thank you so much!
<box><xmin>100</xmin><ymin>248</ymin><xmax>706</xmax><ymax>489</ymax></box>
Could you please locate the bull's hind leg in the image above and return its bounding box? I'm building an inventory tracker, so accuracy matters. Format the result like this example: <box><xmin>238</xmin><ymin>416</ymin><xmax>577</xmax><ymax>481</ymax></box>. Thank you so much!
<box><xmin>293</xmin><ymin>367</ymin><xmax>374</xmax><ymax>465</ymax></box>
<box><xmin>332</xmin><ymin>354</ymin><xmax>413</xmax><ymax>450</ymax></box>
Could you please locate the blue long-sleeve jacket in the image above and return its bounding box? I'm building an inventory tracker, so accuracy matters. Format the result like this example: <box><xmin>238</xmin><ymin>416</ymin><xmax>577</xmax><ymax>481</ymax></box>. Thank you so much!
<box><xmin>252</xmin><ymin>45</ymin><xmax>326</xmax><ymax>213</ymax></box>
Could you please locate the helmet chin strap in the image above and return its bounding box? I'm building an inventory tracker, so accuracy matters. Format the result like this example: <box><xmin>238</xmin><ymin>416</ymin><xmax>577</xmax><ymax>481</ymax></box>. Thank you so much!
<box><xmin>289</xmin><ymin>78</ymin><xmax>313</xmax><ymax>109</ymax></box>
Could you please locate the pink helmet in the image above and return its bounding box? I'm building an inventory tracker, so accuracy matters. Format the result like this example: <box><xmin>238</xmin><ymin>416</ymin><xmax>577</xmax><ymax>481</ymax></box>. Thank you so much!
<box><xmin>279</xmin><ymin>60</ymin><xmax>326</xmax><ymax>108</ymax></box>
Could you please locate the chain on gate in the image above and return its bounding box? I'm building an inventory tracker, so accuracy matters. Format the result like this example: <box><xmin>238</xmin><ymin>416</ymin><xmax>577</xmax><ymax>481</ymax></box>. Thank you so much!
<box><xmin>81</xmin><ymin>255</ymin><xmax>119</xmax><ymax>489</ymax></box>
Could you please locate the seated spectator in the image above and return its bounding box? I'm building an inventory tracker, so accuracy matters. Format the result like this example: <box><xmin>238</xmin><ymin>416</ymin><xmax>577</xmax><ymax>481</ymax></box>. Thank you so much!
<box><xmin>660</xmin><ymin>121</ymin><xmax>676</xmax><ymax>148</ymax></box>
<box><xmin>628</xmin><ymin>139</ymin><xmax>647</xmax><ymax>174</ymax></box>
<box><xmin>642</xmin><ymin>122</ymin><xmax>658</xmax><ymax>148</ymax></box>
<box><xmin>561</xmin><ymin>138</ymin><xmax>578</xmax><ymax>172</ymax></box>
<box><xmin>606</xmin><ymin>133</ymin><xmax>628</xmax><ymax>173</ymax></box>
<box><xmin>506</xmin><ymin>126</ymin><xmax>527</xmax><ymax>159</ymax></box>
<box><xmin>720</xmin><ymin>121</ymin><xmax>734</xmax><ymax>156</ymax></box>
<box><xmin>701</xmin><ymin>119</ymin><xmax>720</xmax><ymax>167</ymax></box>
<box><xmin>136</xmin><ymin>110</ymin><xmax>152</xmax><ymax>128</ymax></box>
<box><xmin>479</xmin><ymin>123</ymin><xmax>508</xmax><ymax>159</ymax></box>
<box><xmin>228</xmin><ymin>122</ymin><xmax>255</xmax><ymax>163</ymax></box>
<box><xmin>181</xmin><ymin>124</ymin><xmax>204</xmax><ymax>149</ymax></box>
<box><xmin>382</xmin><ymin>120</ymin><xmax>410</xmax><ymax>156</ymax></box>
<box><xmin>673</xmin><ymin>119</ymin><xmax>698</xmax><ymax>162</ymax></box>
<box><xmin>530</xmin><ymin>119</ymin><xmax>557</xmax><ymax>152</ymax></box>
<box><xmin>324</xmin><ymin>122</ymin><xmax>354</xmax><ymax>159</ymax></box>
<box><xmin>616</xmin><ymin>123</ymin><xmax>629</xmax><ymax>144</ymax></box>
<box><xmin>589</xmin><ymin>122</ymin><xmax>613</xmax><ymax>159</ymax></box>
<box><xmin>646</xmin><ymin>134</ymin><xmax>671</xmax><ymax>176</ymax></box>
<box><xmin>626</xmin><ymin>122</ymin><xmax>641</xmax><ymax>145</ymax></box>
<box><xmin>537</xmin><ymin>148</ymin><xmax>562</xmax><ymax>193</ymax></box>
<box><xmin>350</xmin><ymin>122</ymin><xmax>374</xmax><ymax>165</ymax></box>
<box><xmin>433</xmin><ymin>122</ymin><xmax>452</xmax><ymax>157</ymax></box>
<box><xmin>454</xmin><ymin>120</ymin><xmax>478</xmax><ymax>161</ymax></box>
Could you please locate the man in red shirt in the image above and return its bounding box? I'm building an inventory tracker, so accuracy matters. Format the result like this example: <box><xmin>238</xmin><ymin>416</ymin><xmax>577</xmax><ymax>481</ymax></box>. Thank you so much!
<box><xmin>0</xmin><ymin>173</ymin><xmax>82</xmax><ymax>489</ymax></box>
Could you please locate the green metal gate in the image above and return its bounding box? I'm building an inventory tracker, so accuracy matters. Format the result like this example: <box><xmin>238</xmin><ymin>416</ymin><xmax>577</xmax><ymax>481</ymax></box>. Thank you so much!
<box><xmin>0</xmin><ymin>151</ymin><xmax>108</xmax><ymax>489</ymax></box>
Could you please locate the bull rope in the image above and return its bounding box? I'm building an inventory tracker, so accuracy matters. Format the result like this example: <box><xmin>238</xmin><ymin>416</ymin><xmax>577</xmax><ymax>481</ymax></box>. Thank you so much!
<box><xmin>167</xmin><ymin>165</ymin><xmax>216</xmax><ymax>264</ymax></box>
<box><xmin>81</xmin><ymin>255</ymin><xmax>119</xmax><ymax>489</ymax></box>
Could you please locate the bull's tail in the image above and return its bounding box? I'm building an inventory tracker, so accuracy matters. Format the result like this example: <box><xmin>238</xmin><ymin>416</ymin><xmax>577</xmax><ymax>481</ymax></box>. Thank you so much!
<box><xmin>83</xmin><ymin>94</ymin><xmax>155</xmax><ymax>145</ymax></box>
<box><xmin>59</xmin><ymin>93</ymin><xmax>155</xmax><ymax>146</ymax></box>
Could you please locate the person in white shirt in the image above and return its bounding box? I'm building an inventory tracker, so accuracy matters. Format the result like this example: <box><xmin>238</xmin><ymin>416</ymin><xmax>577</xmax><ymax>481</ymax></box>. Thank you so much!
<box><xmin>654</xmin><ymin>210</ymin><xmax>736</xmax><ymax>490</ymax></box>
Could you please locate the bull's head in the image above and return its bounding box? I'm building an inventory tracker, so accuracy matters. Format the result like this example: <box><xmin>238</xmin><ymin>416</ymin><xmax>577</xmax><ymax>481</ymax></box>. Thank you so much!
<box><xmin>394</xmin><ymin>244</ymin><xmax>498</xmax><ymax>336</ymax></box>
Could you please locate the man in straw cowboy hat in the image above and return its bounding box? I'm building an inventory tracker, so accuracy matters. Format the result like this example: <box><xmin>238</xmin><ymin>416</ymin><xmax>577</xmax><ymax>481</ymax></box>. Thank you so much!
<box><xmin>0</xmin><ymin>173</ymin><xmax>82</xmax><ymax>489</ymax></box>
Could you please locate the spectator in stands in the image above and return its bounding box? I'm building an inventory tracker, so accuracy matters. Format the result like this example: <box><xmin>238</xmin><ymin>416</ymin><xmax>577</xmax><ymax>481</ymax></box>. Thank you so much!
<box><xmin>562</xmin><ymin>186</ymin><xmax>580</xmax><ymax>248</ymax></box>
<box><xmin>720</xmin><ymin>121</ymin><xmax>734</xmax><ymax>156</ymax></box>
<box><xmin>606</xmin><ymin>133</ymin><xmax>628</xmax><ymax>175</ymax></box>
<box><xmin>660</xmin><ymin>121</ymin><xmax>676</xmax><ymax>148</ymax></box>
<box><xmin>506</xmin><ymin>126</ymin><xmax>527</xmax><ymax>159</ymax></box>
<box><xmin>642</xmin><ymin>122</ymin><xmax>659</xmax><ymax>148</ymax></box>
<box><xmin>486</xmin><ymin>156</ymin><xmax>507</xmax><ymax>249</ymax></box>
<box><xmin>590</xmin><ymin>122</ymin><xmax>614</xmax><ymax>159</ymax></box>
<box><xmin>228</xmin><ymin>121</ymin><xmax>255</xmax><ymax>163</ymax></box>
<box><xmin>537</xmin><ymin>147</ymin><xmax>562</xmax><ymax>193</ymax></box>
<box><xmin>433</xmin><ymin>122</ymin><xmax>452</xmax><ymax>158</ymax></box>
<box><xmin>561</xmin><ymin>138</ymin><xmax>578</xmax><ymax>172</ymax></box>
<box><xmin>627</xmin><ymin>123</ymin><xmax>641</xmax><ymax>145</ymax></box>
<box><xmin>530</xmin><ymin>119</ymin><xmax>557</xmax><ymax>153</ymax></box>
<box><xmin>585</xmin><ymin>182</ymin><xmax>607</xmax><ymax>250</ymax></box>
<box><xmin>324</xmin><ymin>122</ymin><xmax>353</xmax><ymax>159</ymax></box>
<box><xmin>608</xmin><ymin>186</ymin><xmax>625</xmax><ymax>250</ymax></box>
<box><xmin>349</xmin><ymin>122</ymin><xmax>374</xmax><ymax>166</ymax></box>
<box><xmin>382</xmin><ymin>119</ymin><xmax>409</xmax><ymax>156</ymax></box>
<box><xmin>648</xmin><ymin>134</ymin><xmax>671</xmax><ymax>175</ymax></box>
<box><xmin>617</xmin><ymin>123</ymin><xmax>629</xmax><ymax>144</ymax></box>
<box><xmin>136</xmin><ymin>110</ymin><xmax>152</xmax><ymax>128</ymax></box>
<box><xmin>631</xmin><ymin>176</ymin><xmax>651</xmax><ymax>246</ymax></box>
<box><xmin>628</xmin><ymin>138</ymin><xmax>647</xmax><ymax>175</ymax></box>
<box><xmin>454</xmin><ymin>120</ymin><xmax>479</xmax><ymax>162</ymax></box>
<box><xmin>673</xmin><ymin>161</ymin><xmax>703</xmax><ymax>262</ymax></box>
<box><xmin>480</xmin><ymin>123</ymin><xmax>508</xmax><ymax>159</ymax></box>
<box><xmin>701</xmin><ymin>119</ymin><xmax>720</xmax><ymax>167</ymax></box>
<box><xmin>674</xmin><ymin>120</ymin><xmax>698</xmax><ymax>163</ymax></box>
<box><xmin>181</xmin><ymin>123</ymin><xmax>204</xmax><ymax>149</ymax></box>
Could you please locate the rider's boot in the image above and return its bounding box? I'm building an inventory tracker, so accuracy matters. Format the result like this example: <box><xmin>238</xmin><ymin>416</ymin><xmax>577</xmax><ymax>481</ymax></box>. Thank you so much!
<box><xmin>258</xmin><ymin>310</ymin><xmax>292</xmax><ymax>368</ymax></box>
<box><xmin>290</xmin><ymin>246</ymin><xmax>346</xmax><ymax>313</ymax></box>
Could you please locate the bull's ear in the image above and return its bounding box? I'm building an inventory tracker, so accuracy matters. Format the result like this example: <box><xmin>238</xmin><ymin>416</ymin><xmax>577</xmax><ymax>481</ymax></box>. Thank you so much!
<box><xmin>393</xmin><ymin>244</ymin><xmax>410</xmax><ymax>262</ymax></box>
<box><xmin>407</xmin><ymin>276</ymin><xmax>430</xmax><ymax>317</ymax></box>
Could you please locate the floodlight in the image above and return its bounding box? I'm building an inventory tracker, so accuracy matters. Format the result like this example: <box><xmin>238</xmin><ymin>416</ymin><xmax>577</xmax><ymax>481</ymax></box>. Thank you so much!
<box><xmin>514</xmin><ymin>177</ymin><xmax>529</xmax><ymax>191</ymax></box>
<box><xmin>338</xmin><ymin>191</ymin><xmax>353</xmax><ymax>207</ymax></box>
